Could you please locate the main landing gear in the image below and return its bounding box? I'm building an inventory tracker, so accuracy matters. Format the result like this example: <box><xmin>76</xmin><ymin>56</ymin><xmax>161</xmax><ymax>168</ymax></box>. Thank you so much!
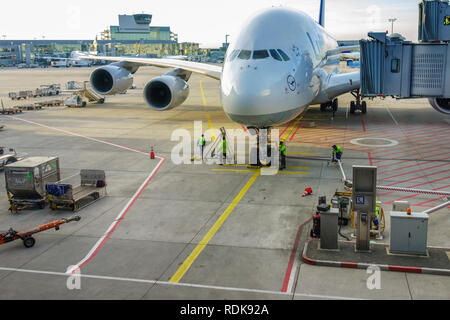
<box><xmin>350</xmin><ymin>89</ymin><xmax>367</xmax><ymax>114</ymax></box>
<box><xmin>320</xmin><ymin>98</ymin><xmax>338</xmax><ymax>113</ymax></box>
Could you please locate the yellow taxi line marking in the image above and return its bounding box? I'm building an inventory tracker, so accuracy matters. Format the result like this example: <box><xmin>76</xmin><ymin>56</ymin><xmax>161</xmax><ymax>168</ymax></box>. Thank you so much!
<box><xmin>200</xmin><ymin>80</ymin><xmax>215</xmax><ymax>141</ymax></box>
<box><xmin>281</xmin><ymin>113</ymin><xmax>305</xmax><ymax>142</ymax></box>
<box><xmin>277</xmin><ymin>171</ymin><xmax>309</xmax><ymax>175</ymax></box>
<box><xmin>169</xmin><ymin>170</ymin><xmax>261</xmax><ymax>283</ymax></box>
<box><xmin>212</xmin><ymin>169</ymin><xmax>254</xmax><ymax>173</ymax></box>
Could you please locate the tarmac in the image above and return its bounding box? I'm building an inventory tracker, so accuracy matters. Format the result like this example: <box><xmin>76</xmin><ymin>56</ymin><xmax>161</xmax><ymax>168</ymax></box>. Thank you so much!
<box><xmin>0</xmin><ymin>66</ymin><xmax>448</xmax><ymax>300</ymax></box>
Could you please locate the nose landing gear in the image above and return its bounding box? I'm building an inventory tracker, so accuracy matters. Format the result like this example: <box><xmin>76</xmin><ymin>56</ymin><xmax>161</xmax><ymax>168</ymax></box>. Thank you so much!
<box><xmin>320</xmin><ymin>98</ymin><xmax>339</xmax><ymax>113</ymax></box>
<box><xmin>350</xmin><ymin>89</ymin><xmax>367</xmax><ymax>114</ymax></box>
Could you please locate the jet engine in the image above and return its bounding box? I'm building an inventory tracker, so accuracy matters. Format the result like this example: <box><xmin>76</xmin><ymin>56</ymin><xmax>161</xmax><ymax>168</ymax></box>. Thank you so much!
<box><xmin>144</xmin><ymin>75</ymin><xmax>190</xmax><ymax>111</ymax></box>
<box><xmin>90</xmin><ymin>65</ymin><xmax>133</xmax><ymax>95</ymax></box>
<box><xmin>429</xmin><ymin>98</ymin><xmax>450</xmax><ymax>115</ymax></box>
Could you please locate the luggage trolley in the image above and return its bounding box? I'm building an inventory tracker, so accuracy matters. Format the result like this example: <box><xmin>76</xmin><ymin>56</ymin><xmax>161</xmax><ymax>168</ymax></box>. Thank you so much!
<box><xmin>46</xmin><ymin>170</ymin><xmax>107</xmax><ymax>212</ymax></box>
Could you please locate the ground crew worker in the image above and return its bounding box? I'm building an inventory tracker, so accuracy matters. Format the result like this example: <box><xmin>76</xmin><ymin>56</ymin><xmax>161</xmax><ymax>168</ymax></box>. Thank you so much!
<box><xmin>221</xmin><ymin>135</ymin><xmax>227</xmax><ymax>164</ymax></box>
<box><xmin>372</xmin><ymin>197</ymin><xmax>381</xmax><ymax>230</ymax></box>
<box><xmin>332</xmin><ymin>145</ymin><xmax>343</xmax><ymax>162</ymax></box>
<box><xmin>279</xmin><ymin>140</ymin><xmax>287</xmax><ymax>170</ymax></box>
<box><xmin>198</xmin><ymin>134</ymin><xmax>206</xmax><ymax>159</ymax></box>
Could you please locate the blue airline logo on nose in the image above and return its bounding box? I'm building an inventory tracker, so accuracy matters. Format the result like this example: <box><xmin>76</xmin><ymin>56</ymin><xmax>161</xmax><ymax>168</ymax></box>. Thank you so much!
<box><xmin>287</xmin><ymin>75</ymin><xmax>296</xmax><ymax>91</ymax></box>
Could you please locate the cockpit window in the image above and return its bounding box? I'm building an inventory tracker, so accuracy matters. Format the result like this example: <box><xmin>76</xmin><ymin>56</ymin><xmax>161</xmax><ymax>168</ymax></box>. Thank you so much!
<box><xmin>252</xmin><ymin>50</ymin><xmax>269</xmax><ymax>59</ymax></box>
<box><xmin>227</xmin><ymin>50</ymin><xmax>240</xmax><ymax>61</ymax></box>
<box><xmin>269</xmin><ymin>49</ymin><xmax>282</xmax><ymax>61</ymax></box>
<box><xmin>238</xmin><ymin>50</ymin><xmax>252</xmax><ymax>60</ymax></box>
<box><xmin>277</xmin><ymin>49</ymin><xmax>291</xmax><ymax>61</ymax></box>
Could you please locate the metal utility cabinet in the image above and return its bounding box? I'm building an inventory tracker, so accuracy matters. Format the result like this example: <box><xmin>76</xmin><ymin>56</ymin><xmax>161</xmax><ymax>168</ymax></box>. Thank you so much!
<box><xmin>352</xmin><ymin>166</ymin><xmax>377</xmax><ymax>252</ymax></box>
<box><xmin>5</xmin><ymin>157</ymin><xmax>60</xmax><ymax>203</ymax></box>
<box><xmin>390</xmin><ymin>211</ymin><xmax>429</xmax><ymax>255</ymax></box>
<box><xmin>320</xmin><ymin>207</ymin><xmax>339</xmax><ymax>250</ymax></box>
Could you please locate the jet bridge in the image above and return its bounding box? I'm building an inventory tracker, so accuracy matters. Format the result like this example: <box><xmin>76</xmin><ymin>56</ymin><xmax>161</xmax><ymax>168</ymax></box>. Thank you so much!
<box><xmin>360</xmin><ymin>0</ymin><xmax>450</xmax><ymax>113</ymax></box>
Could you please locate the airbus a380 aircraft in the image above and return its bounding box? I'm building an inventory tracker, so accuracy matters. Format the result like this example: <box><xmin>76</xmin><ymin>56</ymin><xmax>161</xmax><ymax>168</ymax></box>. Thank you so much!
<box><xmin>84</xmin><ymin>0</ymin><xmax>363</xmax><ymax>129</ymax></box>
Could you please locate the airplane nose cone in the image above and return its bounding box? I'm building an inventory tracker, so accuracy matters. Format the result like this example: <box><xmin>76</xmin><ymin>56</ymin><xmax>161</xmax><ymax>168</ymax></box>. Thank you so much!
<box><xmin>221</xmin><ymin>66</ymin><xmax>299</xmax><ymax>127</ymax></box>
<box><xmin>222</xmin><ymin>70</ymin><xmax>274</xmax><ymax>115</ymax></box>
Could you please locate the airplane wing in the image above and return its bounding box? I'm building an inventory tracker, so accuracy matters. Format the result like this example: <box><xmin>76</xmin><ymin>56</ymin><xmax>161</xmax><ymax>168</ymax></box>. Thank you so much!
<box><xmin>326</xmin><ymin>45</ymin><xmax>360</xmax><ymax>56</ymax></box>
<box><xmin>81</xmin><ymin>55</ymin><xmax>222</xmax><ymax>80</ymax></box>
<box><xmin>341</xmin><ymin>52</ymin><xmax>360</xmax><ymax>61</ymax></box>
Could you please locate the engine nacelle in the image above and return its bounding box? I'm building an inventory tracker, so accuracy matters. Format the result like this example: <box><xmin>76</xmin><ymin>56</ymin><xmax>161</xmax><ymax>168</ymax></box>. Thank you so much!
<box><xmin>144</xmin><ymin>75</ymin><xmax>190</xmax><ymax>111</ymax></box>
<box><xmin>429</xmin><ymin>98</ymin><xmax>450</xmax><ymax>115</ymax></box>
<box><xmin>90</xmin><ymin>65</ymin><xmax>133</xmax><ymax>95</ymax></box>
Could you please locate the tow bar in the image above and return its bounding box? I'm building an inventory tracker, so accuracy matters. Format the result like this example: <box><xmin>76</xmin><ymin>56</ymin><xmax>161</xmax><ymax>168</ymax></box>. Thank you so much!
<box><xmin>0</xmin><ymin>216</ymin><xmax>81</xmax><ymax>248</ymax></box>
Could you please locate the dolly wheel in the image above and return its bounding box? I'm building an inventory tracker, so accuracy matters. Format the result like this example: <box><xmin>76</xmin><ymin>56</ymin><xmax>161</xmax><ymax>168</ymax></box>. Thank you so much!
<box><xmin>23</xmin><ymin>237</ymin><xmax>36</xmax><ymax>248</ymax></box>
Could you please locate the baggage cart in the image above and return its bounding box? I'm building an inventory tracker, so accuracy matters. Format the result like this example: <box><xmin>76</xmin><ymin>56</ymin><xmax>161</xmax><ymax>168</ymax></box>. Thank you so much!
<box><xmin>47</xmin><ymin>170</ymin><xmax>107</xmax><ymax>212</ymax></box>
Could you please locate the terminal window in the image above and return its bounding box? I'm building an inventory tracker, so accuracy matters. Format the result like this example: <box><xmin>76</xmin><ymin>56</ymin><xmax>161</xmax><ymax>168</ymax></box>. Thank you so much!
<box><xmin>445</xmin><ymin>16</ymin><xmax>450</xmax><ymax>25</ymax></box>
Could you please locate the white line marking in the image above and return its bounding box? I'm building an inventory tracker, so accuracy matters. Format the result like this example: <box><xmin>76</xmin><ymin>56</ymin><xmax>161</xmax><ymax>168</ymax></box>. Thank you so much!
<box><xmin>386</xmin><ymin>106</ymin><xmax>399</xmax><ymax>126</ymax></box>
<box><xmin>7</xmin><ymin>115</ymin><xmax>167</xmax><ymax>272</ymax></box>
<box><xmin>4</xmin><ymin>116</ymin><xmax>364</xmax><ymax>300</ymax></box>
<box><xmin>286</xmin><ymin>252</ymin><xmax>300</xmax><ymax>294</ymax></box>
<box><xmin>0</xmin><ymin>266</ymin><xmax>363</xmax><ymax>300</ymax></box>
<box><xmin>67</xmin><ymin>158</ymin><xmax>165</xmax><ymax>274</ymax></box>
<box><xmin>8</xmin><ymin>116</ymin><xmax>149</xmax><ymax>155</ymax></box>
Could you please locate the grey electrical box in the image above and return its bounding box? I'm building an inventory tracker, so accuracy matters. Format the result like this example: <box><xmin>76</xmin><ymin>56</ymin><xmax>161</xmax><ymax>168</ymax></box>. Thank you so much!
<box><xmin>320</xmin><ymin>208</ymin><xmax>339</xmax><ymax>250</ymax></box>
<box><xmin>390</xmin><ymin>211</ymin><xmax>429</xmax><ymax>255</ymax></box>
<box><xmin>418</xmin><ymin>0</ymin><xmax>450</xmax><ymax>42</ymax></box>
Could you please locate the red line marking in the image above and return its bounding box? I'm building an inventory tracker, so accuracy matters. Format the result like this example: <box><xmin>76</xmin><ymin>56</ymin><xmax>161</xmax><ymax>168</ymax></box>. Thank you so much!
<box><xmin>371</xmin><ymin>141</ymin><xmax>450</xmax><ymax>158</ymax></box>
<box><xmin>279</xmin><ymin>120</ymin><xmax>293</xmax><ymax>138</ymax></box>
<box><xmin>415</xmin><ymin>195</ymin><xmax>449</xmax><ymax>207</ymax></box>
<box><xmin>388</xmin><ymin>265</ymin><xmax>422</xmax><ymax>273</ymax></box>
<box><xmin>368</xmin><ymin>152</ymin><xmax>373</xmax><ymax>166</ymax></box>
<box><xmin>374</xmin><ymin>150</ymin><xmax>450</xmax><ymax>166</ymax></box>
<box><xmin>9</xmin><ymin>116</ymin><xmax>169</xmax><ymax>273</ymax></box>
<box><xmin>76</xmin><ymin>157</ymin><xmax>166</xmax><ymax>271</ymax></box>
<box><xmin>289</xmin><ymin>122</ymin><xmax>303</xmax><ymax>141</ymax></box>
<box><xmin>385</xmin><ymin>169</ymin><xmax>450</xmax><ymax>187</ymax></box>
<box><xmin>379</xmin><ymin>162</ymin><xmax>450</xmax><ymax>182</ymax></box>
<box><xmin>378</xmin><ymin>176</ymin><xmax>450</xmax><ymax>197</ymax></box>
<box><xmin>341</xmin><ymin>262</ymin><xmax>358</xmax><ymax>268</ymax></box>
<box><xmin>378</xmin><ymin>156</ymin><xmax>450</xmax><ymax>175</ymax></box>
<box><xmin>361</xmin><ymin>116</ymin><xmax>366</xmax><ymax>133</ymax></box>
<box><xmin>281</xmin><ymin>218</ymin><xmax>312</xmax><ymax>293</ymax></box>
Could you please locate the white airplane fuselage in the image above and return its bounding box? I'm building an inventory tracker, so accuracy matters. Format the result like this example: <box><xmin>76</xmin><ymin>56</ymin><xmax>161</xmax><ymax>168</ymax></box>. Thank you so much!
<box><xmin>221</xmin><ymin>7</ymin><xmax>340</xmax><ymax>128</ymax></box>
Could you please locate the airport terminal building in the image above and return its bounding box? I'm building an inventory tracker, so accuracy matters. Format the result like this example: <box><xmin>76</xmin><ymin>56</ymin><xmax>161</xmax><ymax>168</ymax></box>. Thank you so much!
<box><xmin>0</xmin><ymin>13</ymin><xmax>199</xmax><ymax>66</ymax></box>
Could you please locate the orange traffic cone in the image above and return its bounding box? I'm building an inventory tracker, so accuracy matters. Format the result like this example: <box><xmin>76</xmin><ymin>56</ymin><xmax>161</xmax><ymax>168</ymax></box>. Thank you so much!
<box><xmin>150</xmin><ymin>146</ymin><xmax>155</xmax><ymax>160</ymax></box>
<box><xmin>302</xmin><ymin>187</ymin><xmax>313</xmax><ymax>197</ymax></box>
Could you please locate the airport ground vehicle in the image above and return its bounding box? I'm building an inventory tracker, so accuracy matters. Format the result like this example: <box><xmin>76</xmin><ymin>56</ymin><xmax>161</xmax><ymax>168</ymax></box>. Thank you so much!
<box><xmin>46</xmin><ymin>170</ymin><xmax>107</xmax><ymax>212</ymax></box>
<box><xmin>33</xmin><ymin>84</ymin><xmax>61</xmax><ymax>97</ymax></box>
<box><xmin>0</xmin><ymin>148</ymin><xmax>20</xmax><ymax>170</ymax></box>
<box><xmin>9</xmin><ymin>91</ymin><xmax>33</xmax><ymax>100</ymax></box>
<box><xmin>0</xmin><ymin>107</ymin><xmax>23</xmax><ymax>115</ymax></box>
<box><xmin>0</xmin><ymin>216</ymin><xmax>81</xmax><ymax>248</ymax></box>
<box><xmin>51</xmin><ymin>60</ymin><xmax>69</xmax><ymax>68</ymax></box>
<box><xmin>64</xmin><ymin>81</ymin><xmax>105</xmax><ymax>107</ymax></box>
<box><xmin>5</xmin><ymin>157</ymin><xmax>60</xmax><ymax>213</ymax></box>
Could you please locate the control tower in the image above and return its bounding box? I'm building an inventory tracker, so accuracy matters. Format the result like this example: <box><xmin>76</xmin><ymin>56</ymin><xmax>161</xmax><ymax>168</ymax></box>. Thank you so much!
<box><xmin>118</xmin><ymin>14</ymin><xmax>152</xmax><ymax>33</ymax></box>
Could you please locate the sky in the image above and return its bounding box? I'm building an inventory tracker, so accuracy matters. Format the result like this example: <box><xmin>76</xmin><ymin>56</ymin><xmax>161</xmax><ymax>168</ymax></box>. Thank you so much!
<box><xmin>0</xmin><ymin>0</ymin><xmax>419</xmax><ymax>47</ymax></box>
